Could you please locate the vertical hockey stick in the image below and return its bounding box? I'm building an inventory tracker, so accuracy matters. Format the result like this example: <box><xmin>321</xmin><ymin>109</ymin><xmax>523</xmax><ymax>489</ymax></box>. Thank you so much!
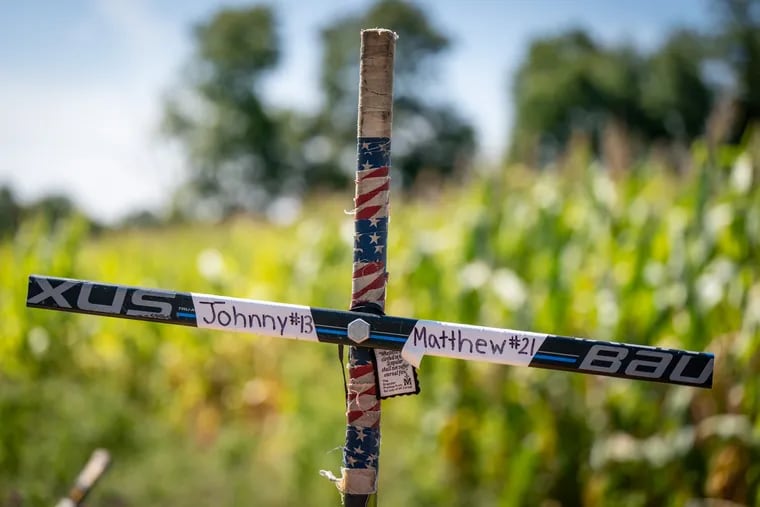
<box><xmin>340</xmin><ymin>29</ymin><xmax>396</xmax><ymax>507</ymax></box>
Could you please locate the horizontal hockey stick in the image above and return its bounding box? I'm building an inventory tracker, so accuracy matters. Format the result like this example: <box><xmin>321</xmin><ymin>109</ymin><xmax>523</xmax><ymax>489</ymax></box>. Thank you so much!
<box><xmin>27</xmin><ymin>275</ymin><xmax>714</xmax><ymax>388</ymax></box>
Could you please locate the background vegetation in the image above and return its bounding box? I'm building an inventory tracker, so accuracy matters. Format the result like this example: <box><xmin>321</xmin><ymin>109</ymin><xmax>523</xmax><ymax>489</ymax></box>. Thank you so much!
<box><xmin>3</xmin><ymin>131</ymin><xmax>759</xmax><ymax>506</ymax></box>
<box><xmin>2</xmin><ymin>0</ymin><xmax>760</xmax><ymax>505</ymax></box>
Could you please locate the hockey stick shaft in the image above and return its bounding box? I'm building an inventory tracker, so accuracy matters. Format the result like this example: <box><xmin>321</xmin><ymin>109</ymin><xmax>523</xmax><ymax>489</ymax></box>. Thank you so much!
<box><xmin>340</xmin><ymin>28</ymin><xmax>398</xmax><ymax>505</ymax></box>
<box><xmin>27</xmin><ymin>275</ymin><xmax>714</xmax><ymax>388</ymax></box>
<box><xmin>54</xmin><ymin>449</ymin><xmax>111</xmax><ymax>507</ymax></box>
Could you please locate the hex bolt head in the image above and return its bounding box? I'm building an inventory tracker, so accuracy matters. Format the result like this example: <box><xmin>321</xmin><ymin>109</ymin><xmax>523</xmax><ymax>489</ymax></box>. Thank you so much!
<box><xmin>347</xmin><ymin>318</ymin><xmax>371</xmax><ymax>344</ymax></box>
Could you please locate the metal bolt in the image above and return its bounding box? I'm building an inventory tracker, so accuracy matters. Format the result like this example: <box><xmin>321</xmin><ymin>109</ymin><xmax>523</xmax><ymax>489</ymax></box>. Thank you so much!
<box><xmin>347</xmin><ymin>318</ymin><xmax>370</xmax><ymax>344</ymax></box>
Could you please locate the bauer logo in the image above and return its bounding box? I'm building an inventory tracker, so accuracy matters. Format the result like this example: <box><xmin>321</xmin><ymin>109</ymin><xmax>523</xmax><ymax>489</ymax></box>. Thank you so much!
<box><xmin>28</xmin><ymin>277</ymin><xmax>177</xmax><ymax>319</ymax></box>
<box><xmin>578</xmin><ymin>344</ymin><xmax>713</xmax><ymax>387</ymax></box>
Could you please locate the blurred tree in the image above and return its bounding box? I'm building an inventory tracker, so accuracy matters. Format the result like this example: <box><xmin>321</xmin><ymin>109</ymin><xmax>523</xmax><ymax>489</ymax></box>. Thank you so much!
<box><xmin>0</xmin><ymin>186</ymin><xmax>98</xmax><ymax>236</ymax></box>
<box><xmin>639</xmin><ymin>30</ymin><xmax>714</xmax><ymax>141</ymax></box>
<box><xmin>712</xmin><ymin>0</ymin><xmax>760</xmax><ymax>139</ymax></box>
<box><xmin>118</xmin><ymin>210</ymin><xmax>164</xmax><ymax>229</ymax></box>
<box><xmin>510</xmin><ymin>30</ymin><xmax>631</xmax><ymax>164</ymax></box>
<box><xmin>163</xmin><ymin>6</ymin><xmax>287</xmax><ymax>218</ymax></box>
<box><xmin>25</xmin><ymin>194</ymin><xmax>86</xmax><ymax>227</ymax></box>
<box><xmin>0</xmin><ymin>185</ymin><xmax>22</xmax><ymax>237</ymax></box>
<box><xmin>509</xmin><ymin>29</ymin><xmax>714</xmax><ymax>165</ymax></box>
<box><xmin>163</xmin><ymin>1</ymin><xmax>474</xmax><ymax>218</ymax></box>
<box><xmin>309</xmin><ymin>0</ymin><xmax>476</xmax><ymax>188</ymax></box>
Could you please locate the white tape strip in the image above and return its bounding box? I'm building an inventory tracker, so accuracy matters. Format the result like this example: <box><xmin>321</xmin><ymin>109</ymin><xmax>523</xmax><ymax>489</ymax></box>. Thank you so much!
<box><xmin>191</xmin><ymin>293</ymin><xmax>319</xmax><ymax>341</ymax></box>
<box><xmin>401</xmin><ymin>319</ymin><xmax>547</xmax><ymax>368</ymax></box>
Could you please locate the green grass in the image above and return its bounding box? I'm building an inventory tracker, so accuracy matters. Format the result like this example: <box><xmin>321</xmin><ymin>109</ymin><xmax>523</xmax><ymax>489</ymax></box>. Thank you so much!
<box><xmin>1</xmin><ymin>135</ymin><xmax>759</xmax><ymax>506</ymax></box>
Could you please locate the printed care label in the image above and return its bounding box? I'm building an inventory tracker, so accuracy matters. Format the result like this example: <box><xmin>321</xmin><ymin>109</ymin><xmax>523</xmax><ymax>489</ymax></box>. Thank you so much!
<box><xmin>374</xmin><ymin>349</ymin><xmax>420</xmax><ymax>398</ymax></box>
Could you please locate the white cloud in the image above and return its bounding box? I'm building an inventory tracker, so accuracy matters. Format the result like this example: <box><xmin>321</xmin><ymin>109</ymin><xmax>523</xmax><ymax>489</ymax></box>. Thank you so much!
<box><xmin>0</xmin><ymin>79</ymin><xmax>183</xmax><ymax>222</ymax></box>
<box><xmin>0</xmin><ymin>0</ymin><xmax>186</xmax><ymax>223</ymax></box>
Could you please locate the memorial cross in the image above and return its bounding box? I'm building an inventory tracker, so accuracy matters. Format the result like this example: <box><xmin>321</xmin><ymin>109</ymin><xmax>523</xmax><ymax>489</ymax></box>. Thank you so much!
<box><xmin>26</xmin><ymin>29</ymin><xmax>714</xmax><ymax>507</ymax></box>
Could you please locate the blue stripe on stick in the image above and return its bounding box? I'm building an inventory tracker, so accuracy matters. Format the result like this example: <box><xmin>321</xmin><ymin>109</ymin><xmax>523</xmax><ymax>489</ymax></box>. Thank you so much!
<box><xmin>316</xmin><ymin>326</ymin><xmax>408</xmax><ymax>343</ymax></box>
<box><xmin>534</xmin><ymin>353</ymin><xmax>577</xmax><ymax>364</ymax></box>
<box><xmin>316</xmin><ymin>327</ymin><xmax>346</xmax><ymax>336</ymax></box>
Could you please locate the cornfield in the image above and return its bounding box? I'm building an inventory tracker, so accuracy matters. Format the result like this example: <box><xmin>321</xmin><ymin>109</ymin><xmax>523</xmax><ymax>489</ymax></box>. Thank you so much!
<box><xmin>1</xmin><ymin>133</ymin><xmax>759</xmax><ymax>506</ymax></box>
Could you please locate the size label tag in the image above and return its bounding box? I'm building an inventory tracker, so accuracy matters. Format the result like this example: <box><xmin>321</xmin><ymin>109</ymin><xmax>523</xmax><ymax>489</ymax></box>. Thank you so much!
<box><xmin>374</xmin><ymin>349</ymin><xmax>420</xmax><ymax>398</ymax></box>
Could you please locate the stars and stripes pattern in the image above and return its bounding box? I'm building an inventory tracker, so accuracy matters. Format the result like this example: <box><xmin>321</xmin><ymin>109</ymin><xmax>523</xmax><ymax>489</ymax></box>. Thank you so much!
<box><xmin>352</xmin><ymin>137</ymin><xmax>390</xmax><ymax>307</ymax></box>
<box><xmin>344</xmin><ymin>137</ymin><xmax>389</xmax><ymax>476</ymax></box>
<box><xmin>344</xmin><ymin>347</ymin><xmax>381</xmax><ymax>470</ymax></box>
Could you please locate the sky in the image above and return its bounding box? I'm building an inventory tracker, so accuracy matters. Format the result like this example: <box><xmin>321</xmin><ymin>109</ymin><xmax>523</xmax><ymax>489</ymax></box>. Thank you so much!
<box><xmin>0</xmin><ymin>0</ymin><xmax>716</xmax><ymax>223</ymax></box>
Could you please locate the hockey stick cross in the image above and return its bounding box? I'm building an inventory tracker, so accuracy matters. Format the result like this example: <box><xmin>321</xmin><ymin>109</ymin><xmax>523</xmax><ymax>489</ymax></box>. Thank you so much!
<box><xmin>25</xmin><ymin>28</ymin><xmax>713</xmax><ymax>507</ymax></box>
<box><xmin>26</xmin><ymin>274</ymin><xmax>714</xmax><ymax>389</ymax></box>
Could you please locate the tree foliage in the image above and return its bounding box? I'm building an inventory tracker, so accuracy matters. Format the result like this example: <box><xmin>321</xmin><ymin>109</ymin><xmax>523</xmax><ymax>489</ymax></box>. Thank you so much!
<box><xmin>163</xmin><ymin>1</ymin><xmax>476</xmax><ymax>218</ymax></box>
<box><xmin>0</xmin><ymin>185</ymin><xmax>22</xmax><ymax>237</ymax></box>
<box><xmin>163</xmin><ymin>6</ymin><xmax>286</xmax><ymax>217</ymax></box>
<box><xmin>162</xmin><ymin>0</ymin><xmax>758</xmax><ymax>212</ymax></box>
<box><xmin>510</xmin><ymin>0</ymin><xmax>760</xmax><ymax>165</ymax></box>
<box><xmin>314</xmin><ymin>0</ymin><xmax>475</xmax><ymax>187</ymax></box>
<box><xmin>0</xmin><ymin>186</ymin><xmax>91</xmax><ymax>237</ymax></box>
<box><xmin>509</xmin><ymin>29</ymin><xmax>714</xmax><ymax>163</ymax></box>
<box><xmin>712</xmin><ymin>0</ymin><xmax>760</xmax><ymax>138</ymax></box>
<box><xmin>639</xmin><ymin>30</ymin><xmax>713</xmax><ymax>140</ymax></box>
